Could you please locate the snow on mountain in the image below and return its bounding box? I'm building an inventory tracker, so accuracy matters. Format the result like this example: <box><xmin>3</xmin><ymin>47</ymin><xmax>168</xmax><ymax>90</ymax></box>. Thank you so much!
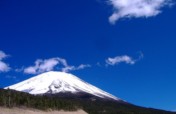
<box><xmin>5</xmin><ymin>71</ymin><xmax>120</xmax><ymax>101</ymax></box>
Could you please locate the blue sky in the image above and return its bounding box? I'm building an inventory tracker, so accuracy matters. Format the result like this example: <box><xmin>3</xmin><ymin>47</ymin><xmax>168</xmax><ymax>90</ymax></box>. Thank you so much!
<box><xmin>0</xmin><ymin>0</ymin><xmax>176</xmax><ymax>111</ymax></box>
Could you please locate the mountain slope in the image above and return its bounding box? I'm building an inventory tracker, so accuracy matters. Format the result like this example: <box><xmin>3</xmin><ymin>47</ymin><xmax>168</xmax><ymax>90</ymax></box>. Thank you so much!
<box><xmin>5</xmin><ymin>71</ymin><xmax>119</xmax><ymax>101</ymax></box>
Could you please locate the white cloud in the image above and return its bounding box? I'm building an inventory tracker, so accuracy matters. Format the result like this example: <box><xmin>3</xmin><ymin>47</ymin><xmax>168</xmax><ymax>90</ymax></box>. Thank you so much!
<box><xmin>106</xmin><ymin>55</ymin><xmax>136</xmax><ymax>66</ymax></box>
<box><xmin>0</xmin><ymin>61</ymin><xmax>10</xmax><ymax>72</ymax></box>
<box><xmin>24</xmin><ymin>58</ymin><xmax>61</xmax><ymax>74</ymax></box>
<box><xmin>0</xmin><ymin>51</ymin><xmax>10</xmax><ymax>72</ymax></box>
<box><xmin>62</xmin><ymin>64</ymin><xmax>91</xmax><ymax>73</ymax></box>
<box><xmin>61</xmin><ymin>66</ymin><xmax>75</xmax><ymax>73</ymax></box>
<box><xmin>0</xmin><ymin>51</ymin><xmax>8</xmax><ymax>60</ymax></box>
<box><xmin>24</xmin><ymin>66</ymin><xmax>37</xmax><ymax>74</ymax></box>
<box><xmin>77</xmin><ymin>64</ymin><xmax>91</xmax><ymax>70</ymax></box>
<box><xmin>37</xmin><ymin>59</ymin><xmax>59</xmax><ymax>73</ymax></box>
<box><xmin>108</xmin><ymin>0</ymin><xmax>173</xmax><ymax>24</ymax></box>
<box><xmin>24</xmin><ymin>57</ymin><xmax>91</xmax><ymax>74</ymax></box>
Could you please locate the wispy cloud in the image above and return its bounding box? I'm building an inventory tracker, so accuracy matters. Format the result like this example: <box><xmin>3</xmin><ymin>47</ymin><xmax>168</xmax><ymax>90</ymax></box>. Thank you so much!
<box><xmin>0</xmin><ymin>51</ymin><xmax>8</xmax><ymax>59</ymax></box>
<box><xmin>24</xmin><ymin>57</ymin><xmax>91</xmax><ymax>74</ymax></box>
<box><xmin>0</xmin><ymin>51</ymin><xmax>10</xmax><ymax>72</ymax></box>
<box><xmin>106</xmin><ymin>53</ymin><xmax>143</xmax><ymax>66</ymax></box>
<box><xmin>77</xmin><ymin>64</ymin><xmax>91</xmax><ymax>70</ymax></box>
<box><xmin>61</xmin><ymin>64</ymin><xmax>91</xmax><ymax>73</ymax></box>
<box><xmin>108</xmin><ymin>0</ymin><xmax>173</xmax><ymax>24</ymax></box>
<box><xmin>106</xmin><ymin>55</ymin><xmax>135</xmax><ymax>66</ymax></box>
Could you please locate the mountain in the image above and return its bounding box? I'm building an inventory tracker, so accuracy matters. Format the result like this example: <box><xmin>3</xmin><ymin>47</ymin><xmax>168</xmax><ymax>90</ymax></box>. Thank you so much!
<box><xmin>5</xmin><ymin>71</ymin><xmax>120</xmax><ymax>101</ymax></box>
<box><xmin>3</xmin><ymin>71</ymin><xmax>176</xmax><ymax>114</ymax></box>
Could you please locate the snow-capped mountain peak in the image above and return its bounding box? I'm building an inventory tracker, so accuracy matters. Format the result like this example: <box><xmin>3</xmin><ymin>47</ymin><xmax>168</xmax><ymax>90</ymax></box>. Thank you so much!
<box><xmin>5</xmin><ymin>71</ymin><xmax>120</xmax><ymax>100</ymax></box>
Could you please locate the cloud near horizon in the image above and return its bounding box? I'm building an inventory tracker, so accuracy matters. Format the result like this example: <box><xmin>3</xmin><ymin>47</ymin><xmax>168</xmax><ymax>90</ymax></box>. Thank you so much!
<box><xmin>108</xmin><ymin>0</ymin><xmax>173</xmax><ymax>24</ymax></box>
<box><xmin>24</xmin><ymin>57</ymin><xmax>91</xmax><ymax>74</ymax></box>
<box><xmin>0</xmin><ymin>51</ymin><xmax>142</xmax><ymax>74</ymax></box>
<box><xmin>0</xmin><ymin>51</ymin><xmax>10</xmax><ymax>72</ymax></box>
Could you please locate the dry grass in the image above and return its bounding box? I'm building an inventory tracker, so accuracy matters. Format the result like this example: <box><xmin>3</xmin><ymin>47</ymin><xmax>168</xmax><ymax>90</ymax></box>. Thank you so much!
<box><xmin>0</xmin><ymin>107</ymin><xmax>87</xmax><ymax>114</ymax></box>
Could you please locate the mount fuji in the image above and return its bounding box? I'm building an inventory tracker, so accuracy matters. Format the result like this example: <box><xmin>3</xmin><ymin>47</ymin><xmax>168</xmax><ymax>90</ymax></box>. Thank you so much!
<box><xmin>5</xmin><ymin>71</ymin><xmax>120</xmax><ymax>101</ymax></box>
<box><xmin>3</xmin><ymin>71</ymin><xmax>176</xmax><ymax>114</ymax></box>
